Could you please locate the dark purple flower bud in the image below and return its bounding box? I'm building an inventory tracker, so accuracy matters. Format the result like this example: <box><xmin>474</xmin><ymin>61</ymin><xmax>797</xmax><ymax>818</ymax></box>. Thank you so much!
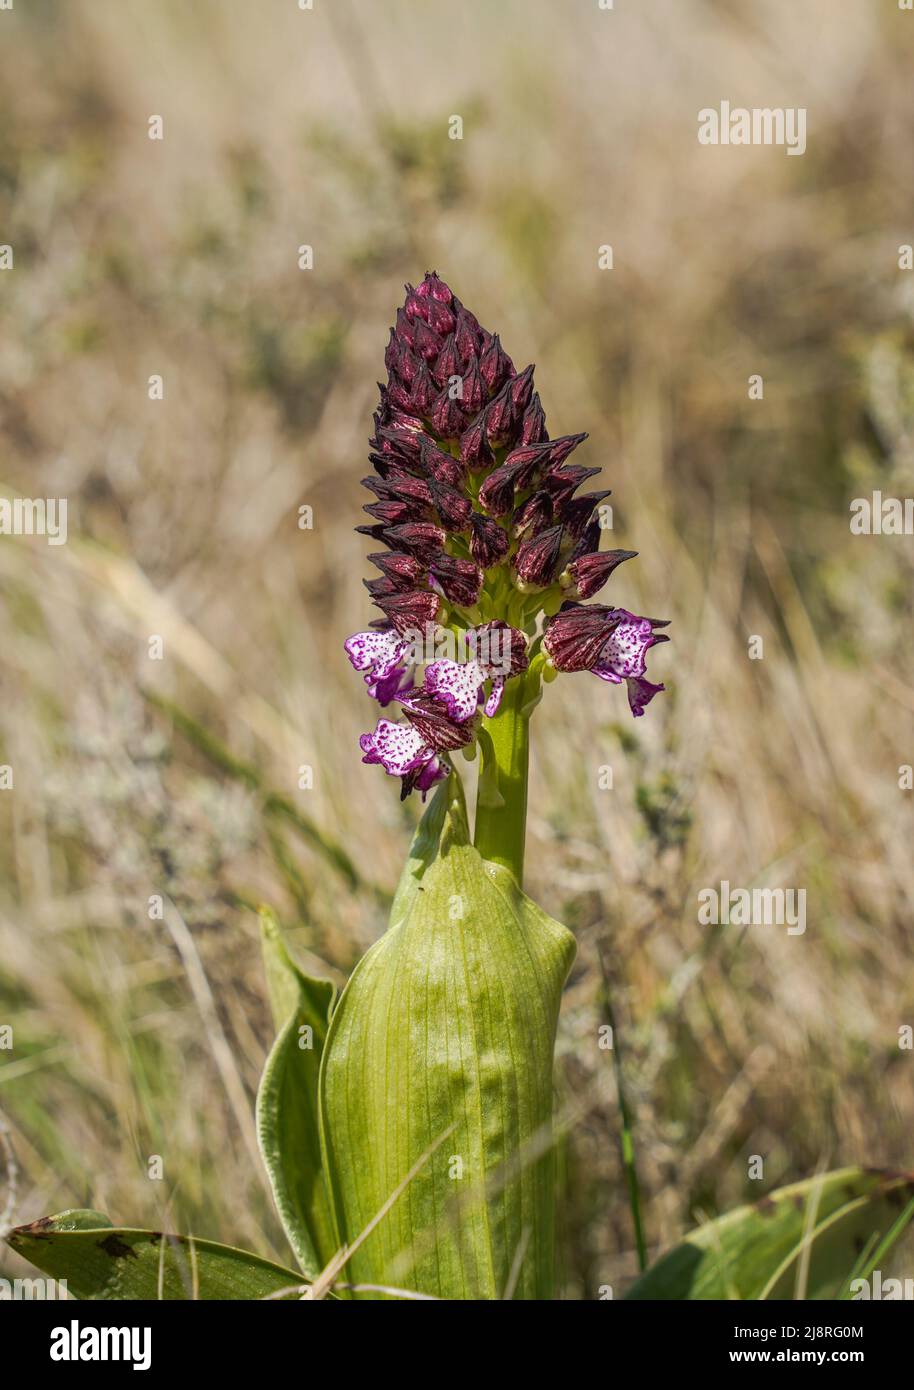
<box><xmin>368</xmin><ymin>551</ymin><xmax>425</xmax><ymax>590</ymax></box>
<box><xmin>542</xmin><ymin>465</ymin><xmax>602</xmax><ymax>499</ymax></box>
<box><xmin>364</xmin><ymin>576</ymin><xmax>399</xmax><ymax>598</ymax></box>
<box><xmin>478</xmin><ymin>461</ymin><xmax>522</xmax><ymax>518</ymax></box>
<box><xmin>570</xmin><ymin>516</ymin><xmax>602</xmax><ymax>560</ymax></box>
<box><xmin>361</xmin><ymin>474</ymin><xmax>432</xmax><ymax>509</ymax></box>
<box><xmin>387</xmin><ymin>377</ymin><xmax>413</xmax><ymax>413</ymax></box>
<box><xmin>479</xmin><ymin>333</ymin><xmax>514</xmax><ymax>392</ymax></box>
<box><xmin>559</xmin><ymin>490</ymin><xmax>612</xmax><ymax>539</ymax></box>
<box><xmin>364</xmin><ymin>499</ymin><xmax>420</xmax><ymax>526</ymax></box>
<box><xmin>462</xmin><ymin>358</ymin><xmax>486</xmax><ymax>414</ymax></box>
<box><xmin>377</xmin><ymin>423</ymin><xmax>424</xmax><ymax>463</ymax></box>
<box><xmin>455</xmin><ymin>307</ymin><xmax>483</xmax><ymax>362</ymax></box>
<box><xmin>429</xmin><ymin>553</ymin><xmax>484</xmax><ymax>606</ymax></box>
<box><xmin>501</xmin><ymin>441</ymin><xmax>553</xmax><ymax>490</ymax></box>
<box><xmin>386</xmin><ymin>334</ymin><xmax>419</xmax><ymax>386</ymax></box>
<box><xmin>562</xmin><ymin>548</ymin><xmax>637</xmax><ymax>599</ymax></box>
<box><xmin>521</xmin><ymin>393</ymin><xmax>548</xmax><ymax>444</ymax></box>
<box><xmin>428</xmin><ymin>478</ymin><xmax>472</xmax><ymax>531</ymax></box>
<box><xmin>418</xmin><ymin>435</ymin><xmax>465</xmax><ymax>487</ymax></box>
<box><xmin>409</xmin><ymin>361</ymin><xmax>437</xmax><ymax>415</ymax></box>
<box><xmin>469</xmin><ymin>513</ymin><xmax>510</xmax><ymax>569</ymax></box>
<box><xmin>369</xmin><ymin>452</ymin><xmax>417</xmax><ymax>481</ymax></box>
<box><xmin>412</xmin><ymin>319</ymin><xmax>442</xmax><ymax>361</ymax></box>
<box><xmin>398</xmin><ymin>346</ymin><xmax>420</xmax><ymax>387</ymax></box>
<box><xmin>512</xmin><ymin>490</ymin><xmax>554</xmax><ymax>539</ymax></box>
<box><xmin>430</xmin><ymin>384</ymin><xmax>466</xmax><ymax>439</ymax></box>
<box><xmin>404</xmin><ymin>284</ymin><xmax>434</xmax><ymax>323</ymax></box>
<box><xmin>384</xmin><ymin>329</ymin><xmax>400</xmax><ymax>377</ymax></box>
<box><xmin>395</xmin><ymin>307</ymin><xmax>416</xmax><ymax>347</ymax></box>
<box><xmin>383</xmin><ymin>521</ymin><xmax>447</xmax><ymax>564</ymax></box>
<box><xmin>374</xmin><ymin>588</ymin><xmax>441</xmax><ymax>635</ymax></box>
<box><xmin>514</xmin><ymin>524</ymin><xmax>565</xmax><ymax>588</ymax></box>
<box><xmin>355</xmin><ymin>523</ymin><xmax>389</xmax><ymax>544</ymax></box>
<box><xmin>427</xmin><ymin>296</ymin><xmax>456</xmax><ymax>336</ymax></box>
<box><xmin>540</xmin><ymin>433</ymin><xmax>589</xmax><ymax>470</ymax></box>
<box><xmin>433</xmin><ymin>334</ymin><xmax>462</xmax><ymax>388</ymax></box>
<box><xmin>485</xmin><ymin>379</ymin><xmax>517</xmax><ymax>444</ymax></box>
<box><xmin>459</xmin><ymin>414</ymin><xmax>495</xmax><ymax>469</ymax></box>
<box><xmin>415</xmin><ymin>271</ymin><xmax>453</xmax><ymax>306</ymax></box>
<box><xmin>509</xmin><ymin>364</ymin><xmax>535</xmax><ymax>413</ymax></box>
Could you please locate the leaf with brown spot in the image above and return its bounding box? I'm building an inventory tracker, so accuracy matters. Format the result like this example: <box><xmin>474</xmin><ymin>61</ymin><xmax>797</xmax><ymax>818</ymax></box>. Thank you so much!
<box><xmin>5</xmin><ymin>1211</ymin><xmax>305</xmax><ymax>1300</ymax></box>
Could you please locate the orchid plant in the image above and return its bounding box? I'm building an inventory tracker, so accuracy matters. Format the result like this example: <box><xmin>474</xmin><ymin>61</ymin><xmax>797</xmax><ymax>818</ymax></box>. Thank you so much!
<box><xmin>6</xmin><ymin>277</ymin><xmax>913</xmax><ymax>1303</ymax></box>
<box><xmin>321</xmin><ymin>271</ymin><xmax>667</xmax><ymax>1298</ymax></box>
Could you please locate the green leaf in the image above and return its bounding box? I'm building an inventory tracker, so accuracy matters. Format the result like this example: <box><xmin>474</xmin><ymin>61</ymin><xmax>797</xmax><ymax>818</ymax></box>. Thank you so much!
<box><xmin>624</xmin><ymin>1167</ymin><xmax>914</xmax><ymax>1300</ymax></box>
<box><xmin>318</xmin><ymin>776</ymin><xmax>576</xmax><ymax>1300</ymax></box>
<box><xmin>5</xmin><ymin>1212</ymin><xmax>305</xmax><ymax>1300</ymax></box>
<box><xmin>256</xmin><ymin>907</ymin><xmax>338</xmax><ymax>1278</ymax></box>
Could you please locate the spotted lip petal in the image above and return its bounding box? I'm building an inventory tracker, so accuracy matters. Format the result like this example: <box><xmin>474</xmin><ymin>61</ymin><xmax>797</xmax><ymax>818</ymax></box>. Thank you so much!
<box><xmin>359</xmin><ymin>717</ymin><xmax>448</xmax><ymax>800</ymax></box>
<box><xmin>423</xmin><ymin>659</ymin><xmax>485</xmax><ymax>723</ymax></box>
<box><xmin>344</xmin><ymin>629</ymin><xmax>405</xmax><ymax>679</ymax></box>
<box><xmin>591</xmin><ymin>610</ymin><xmax>663</xmax><ymax>684</ymax></box>
<box><xmin>359</xmin><ymin>719</ymin><xmax>429</xmax><ymax>776</ymax></box>
<box><xmin>345</xmin><ymin>629</ymin><xmax>414</xmax><ymax>706</ymax></box>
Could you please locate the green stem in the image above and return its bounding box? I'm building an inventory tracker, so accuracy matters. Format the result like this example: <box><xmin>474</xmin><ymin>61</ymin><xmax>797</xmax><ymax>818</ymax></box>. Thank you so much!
<box><xmin>472</xmin><ymin>669</ymin><xmax>536</xmax><ymax>886</ymax></box>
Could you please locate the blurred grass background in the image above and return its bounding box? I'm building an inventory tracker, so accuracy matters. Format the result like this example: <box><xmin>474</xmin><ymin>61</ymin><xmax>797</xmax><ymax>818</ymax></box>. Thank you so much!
<box><xmin>2</xmin><ymin>0</ymin><xmax>914</xmax><ymax>1297</ymax></box>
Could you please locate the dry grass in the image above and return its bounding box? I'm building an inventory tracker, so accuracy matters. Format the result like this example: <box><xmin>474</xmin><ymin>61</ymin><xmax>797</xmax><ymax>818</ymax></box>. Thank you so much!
<box><xmin>2</xmin><ymin>0</ymin><xmax>914</xmax><ymax>1297</ymax></box>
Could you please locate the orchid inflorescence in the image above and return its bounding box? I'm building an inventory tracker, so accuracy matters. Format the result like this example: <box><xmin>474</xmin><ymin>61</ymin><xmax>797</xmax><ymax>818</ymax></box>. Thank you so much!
<box><xmin>345</xmin><ymin>272</ymin><xmax>668</xmax><ymax>800</ymax></box>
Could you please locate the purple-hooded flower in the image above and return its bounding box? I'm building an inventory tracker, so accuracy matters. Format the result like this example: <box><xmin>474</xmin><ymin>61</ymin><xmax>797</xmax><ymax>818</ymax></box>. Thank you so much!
<box><xmin>344</xmin><ymin>628</ymin><xmax>414</xmax><ymax>706</ymax></box>
<box><xmin>591</xmin><ymin>610</ymin><xmax>666</xmax><ymax>682</ymax></box>
<box><xmin>359</xmin><ymin>718</ymin><xmax>448</xmax><ymax>800</ymax></box>
<box><xmin>422</xmin><ymin>622</ymin><xmax>529</xmax><ymax>720</ymax></box>
<box><xmin>544</xmin><ymin>603</ymin><xmax>669</xmax><ymax>717</ymax></box>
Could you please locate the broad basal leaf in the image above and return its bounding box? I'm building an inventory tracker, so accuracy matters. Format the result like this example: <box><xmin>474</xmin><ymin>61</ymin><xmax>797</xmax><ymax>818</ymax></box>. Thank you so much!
<box><xmin>6</xmin><ymin>1211</ymin><xmax>305</xmax><ymax>1300</ymax></box>
<box><xmin>318</xmin><ymin>776</ymin><xmax>576</xmax><ymax>1300</ymax></box>
<box><xmin>256</xmin><ymin>908</ymin><xmax>337</xmax><ymax>1278</ymax></box>
<box><xmin>625</xmin><ymin>1167</ymin><xmax>914</xmax><ymax>1300</ymax></box>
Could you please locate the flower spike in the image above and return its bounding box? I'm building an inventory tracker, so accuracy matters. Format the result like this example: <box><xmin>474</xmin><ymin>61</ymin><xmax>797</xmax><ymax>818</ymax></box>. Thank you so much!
<box><xmin>347</xmin><ymin>273</ymin><xmax>668</xmax><ymax>794</ymax></box>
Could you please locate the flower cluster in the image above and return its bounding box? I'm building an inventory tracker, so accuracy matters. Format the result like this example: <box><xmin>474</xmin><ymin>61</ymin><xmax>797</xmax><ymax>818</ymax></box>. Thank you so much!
<box><xmin>345</xmin><ymin>273</ymin><xmax>668</xmax><ymax>797</ymax></box>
